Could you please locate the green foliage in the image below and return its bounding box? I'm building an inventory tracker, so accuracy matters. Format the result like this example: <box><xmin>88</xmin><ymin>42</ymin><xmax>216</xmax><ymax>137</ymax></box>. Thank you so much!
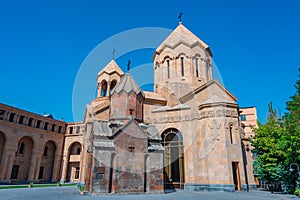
<box><xmin>252</xmin><ymin>68</ymin><xmax>300</xmax><ymax>192</ymax></box>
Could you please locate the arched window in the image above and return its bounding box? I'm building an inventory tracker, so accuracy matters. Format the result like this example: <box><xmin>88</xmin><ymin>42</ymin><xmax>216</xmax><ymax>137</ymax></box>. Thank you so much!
<box><xmin>229</xmin><ymin>124</ymin><xmax>234</xmax><ymax>144</ymax></box>
<box><xmin>51</xmin><ymin>124</ymin><xmax>55</xmax><ymax>132</ymax></box>
<box><xmin>167</xmin><ymin>60</ymin><xmax>170</xmax><ymax>79</ymax></box>
<box><xmin>181</xmin><ymin>57</ymin><xmax>184</xmax><ymax>76</ymax></box>
<box><xmin>28</xmin><ymin>118</ymin><xmax>33</xmax><ymax>127</ymax></box>
<box><xmin>110</xmin><ymin>80</ymin><xmax>117</xmax><ymax>93</ymax></box>
<box><xmin>9</xmin><ymin>113</ymin><xmax>15</xmax><ymax>122</ymax></box>
<box><xmin>18</xmin><ymin>116</ymin><xmax>24</xmax><ymax>125</ymax></box>
<box><xmin>36</xmin><ymin>120</ymin><xmax>41</xmax><ymax>128</ymax></box>
<box><xmin>19</xmin><ymin>142</ymin><xmax>25</xmax><ymax>154</ymax></box>
<box><xmin>195</xmin><ymin>58</ymin><xmax>199</xmax><ymax>78</ymax></box>
<box><xmin>101</xmin><ymin>80</ymin><xmax>108</xmax><ymax>97</ymax></box>
<box><xmin>44</xmin><ymin>122</ymin><xmax>49</xmax><ymax>130</ymax></box>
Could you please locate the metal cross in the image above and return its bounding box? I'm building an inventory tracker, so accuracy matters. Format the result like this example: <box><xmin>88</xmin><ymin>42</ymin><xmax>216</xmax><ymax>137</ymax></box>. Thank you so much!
<box><xmin>112</xmin><ymin>49</ymin><xmax>115</xmax><ymax>60</ymax></box>
<box><xmin>178</xmin><ymin>12</ymin><xmax>183</xmax><ymax>22</ymax></box>
<box><xmin>127</xmin><ymin>59</ymin><xmax>131</xmax><ymax>72</ymax></box>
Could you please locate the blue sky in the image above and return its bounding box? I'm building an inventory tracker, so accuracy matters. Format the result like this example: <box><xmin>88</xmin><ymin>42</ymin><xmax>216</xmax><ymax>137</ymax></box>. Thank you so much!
<box><xmin>0</xmin><ymin>0</ymin><xmax>299</xmax><ymax>123</ymax></box>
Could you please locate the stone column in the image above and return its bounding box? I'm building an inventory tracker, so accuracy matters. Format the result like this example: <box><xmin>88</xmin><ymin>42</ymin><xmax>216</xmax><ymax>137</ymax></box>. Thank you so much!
<box><xmin>33</xmin><ymin>153</ymin><xmax>42</xmax><ymax>181</ymax></box>
<box><xmin>27</xmin><ymin>149</ymin><xmax>42</xmax><ymax>181</ymax></box>
<box><xmin>0</xmin><ymin>148</ymin><xmax>15</xmax><ymax>182</ymax></box>
<box><xmin>60</xmin><ymin>153</ymin><xmax>70</xmax><ymax>183</ymax></box>
<box><xmin>107</xmin><ymin>81</ymin><xmax>111</xmax><ymax>97</ymax></box>
<box><xmin>97</xmin><ymin>82</ymin><xmax>102</xmax><ymax>97</ymax></box>
<box><xmin>51</xmin><ymin>151</ymin><xmax>62</xmax><ymax>181</ymax></box>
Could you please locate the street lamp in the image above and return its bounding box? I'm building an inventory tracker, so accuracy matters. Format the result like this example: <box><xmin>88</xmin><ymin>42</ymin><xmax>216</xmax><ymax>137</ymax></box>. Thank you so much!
<box><xmin>289</xmin><ymin>163</ymin><xmax>300</xmax><ymax>177</ymax></box>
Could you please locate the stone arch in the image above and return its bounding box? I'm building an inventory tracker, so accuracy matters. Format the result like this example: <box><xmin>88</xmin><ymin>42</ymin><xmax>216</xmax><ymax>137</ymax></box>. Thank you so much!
<box><xmin>66</xmin><ymin>141</ymin><xmax>82</xmax><ymax>182</ymax></box>
<box><xmin>101</xmin><ymin>80</ymin><xmax>108</xmax><ymax>97</ymax></box>
<box><xmin>161</xmin><ymin>128</ymin><xmax>184</xmax><ymax>189</ymax></box>
<box><xmin>0</xmin><ymin>131</ymin><xmax>6</xmax><ymax>170</ymax></box>
<box><xmin>40</xmin><ymin>140</ymin><xmax>56</xmax><ymax>182</ymax></box>
<box><xmin>12</xmin><ymin>136</ymin><xmax>34</xmax><ymax>182</ymax></box>
<box><xmin>110</xmin><ymin>79</ymin><xmax>117</xmax><ymax>93</ymax></box>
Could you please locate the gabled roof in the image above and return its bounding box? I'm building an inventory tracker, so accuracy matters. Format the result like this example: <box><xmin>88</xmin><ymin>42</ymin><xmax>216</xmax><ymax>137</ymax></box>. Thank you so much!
<box><xmin>111</xmin><ymin>73</ymin><xmax>144</xmax><ymax>97</ymax></box>
<box><xmin>155</xmin><ymin>23</ymin><xmax>212</xmax><ymax>57</ymax></box>
<box><xmin>97</xmin><ymin>59</ymin><xmax>124</xmax><ymax>77</ymax></box>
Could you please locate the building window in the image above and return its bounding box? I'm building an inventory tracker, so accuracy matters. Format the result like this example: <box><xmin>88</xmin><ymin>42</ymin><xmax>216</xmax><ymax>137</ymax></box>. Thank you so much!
<box><xmin>75</xmin><ymin>167</ymin><xmax>80</xmax><ymax>179</ymax></box>
<box><xmin>101</xmin><ymin>80</ymin><xmax>108</xmax><ymax>97</ymax></box>
<box><xmin>229</xmin><ymin>124</ymin><xmax>234</xmax><ymax>144</ymax></box>
<box><xmin>181</xmin><ymin>57</ymin><xmax>184</xmax><ymax>76</ymax></box>
<box><xmin>167</xmin><ymin>60</ymin><xmax>170</xmax><ymax>79</ymax></box>
<box><xmin>69</xmin><ymin>127</ymin><xmax>73</xmax><ymax>134</ymax></box>
<box><xmin>51</xmin><ymin>124</ymin><xmax>56</xmax><ymax>132</ymax></box>
<box><xmin>76</xmin><ymin>147</ymin><xmax>81</xmax><ymax>155</ymax></box>
<box><xmin>0</xmin><ymin>110</ymin><xmax>5</xmax><ymax>120</ymax></box>
<box><xmin>76</xmin><ymin>126</ymin><xmax>80</xmax><ymax>134</ymax></box>
<box><xmin>18</xmin><ymin>142</ymin><xmax>25</xmax><ymax>154</ymax></box>
<box><xmin>9</xmin><ymin>113</ymin><xmax>15</xmax><ymax>122</ymax></box>
<box><xmin>58</xmin><ymin>126</ymin><xmax>62</xmax><ymax>133</ymax></box>
<box><xmin>44</xmin><ymin>122</ymin><xmax>49</xmax><ymax>130</ymax></box>
<box><xmin>18</xmin><ymin>115</ymin><xmax>24</xmax><ymax>125</ymax></box>
<box><xmin>240</xmin><ymin>115</ymin><xmax>246</xmax><ymax>121</ymax></box>
<box><xmin>36</xmin><ymin>120</ymin><xmax>41</xmax><ymax>128</ymax></box>
<box><xmin>38</xmin><ymin>166</ymin><xmax>44</xmax><ymax>179</ymax></box>
<box><xmin>43</xmin><ymin>146</ymin><xmax>48</xmax><ymax>157</ymax></box>
<box><xmin>195</xmin><ymin>58</ymin><xmax>199</xmax><ymax>77</ymax></box>
<box><xmin>28</xmin><ymin>118</ymin><xmax>33</xmax><ymax>127</ymax></box>
<box><xmin>10</xmin><ymin>165</ymin><xmax>19</xmax><ymax>179</ymax></box>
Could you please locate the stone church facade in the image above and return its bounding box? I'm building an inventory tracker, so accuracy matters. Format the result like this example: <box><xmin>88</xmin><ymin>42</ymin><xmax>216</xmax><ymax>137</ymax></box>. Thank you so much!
<box><xmin>0</xmin><ymin>22</ymin><xmax>256</xmax><ymax>193</ymax></box>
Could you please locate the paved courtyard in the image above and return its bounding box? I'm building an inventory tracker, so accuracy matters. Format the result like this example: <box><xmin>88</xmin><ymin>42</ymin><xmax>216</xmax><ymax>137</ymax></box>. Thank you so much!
<box><xmin>0</xmin><ymin>186</ymin><xmax>298</xmax><ymax>200</ymax></box>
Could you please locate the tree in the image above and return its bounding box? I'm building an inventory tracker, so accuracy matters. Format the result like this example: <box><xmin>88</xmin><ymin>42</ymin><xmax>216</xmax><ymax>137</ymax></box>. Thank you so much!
<box><xmin>251</xmin><ymin>102</ymin><xmax>287</xmax><ymax>184</ymax></box>
<box><xmin>283</xmin><ymin>68</ymin><xmax>300</xmax><ymax>190</ymax></box>
<box><xmin>252</xmin><ymin>68</ymin><xmax>300</xmax><ymax>193</ymax></box>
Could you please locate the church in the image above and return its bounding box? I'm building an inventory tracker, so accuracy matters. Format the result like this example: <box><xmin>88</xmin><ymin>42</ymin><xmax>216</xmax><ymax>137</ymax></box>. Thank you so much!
<box><xmin>0</xmin><ymin>21</ymin><xmax>256</xmax><ymax>193</ymax></box>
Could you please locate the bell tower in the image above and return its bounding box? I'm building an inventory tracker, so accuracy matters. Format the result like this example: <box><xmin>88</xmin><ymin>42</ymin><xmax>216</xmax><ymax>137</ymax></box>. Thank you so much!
<box><xmin>153</xmin><ymin>22</ymin><xmax>213</xmax><ymax>93</ymax></box>
<box><xmin>96</xmin><ymin>59</ymin><xmax>124</xmax><ymax>98</ymax></box>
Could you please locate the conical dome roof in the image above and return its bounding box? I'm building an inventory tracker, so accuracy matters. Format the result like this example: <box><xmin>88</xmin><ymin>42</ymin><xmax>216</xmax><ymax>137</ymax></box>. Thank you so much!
<box><xmin>155</xmin><ymin>23</ymin><xmax>212</xmax><ymax>56</ymax></box>
<box><xmin>97</xmin><ymin>59</ymin><xmax>124</xmax><ymax>76</ymax></box>
<box><xmin>111</xmin><ymin>73</ymin><xmax>144</xmax><ymax>97</ymax></box>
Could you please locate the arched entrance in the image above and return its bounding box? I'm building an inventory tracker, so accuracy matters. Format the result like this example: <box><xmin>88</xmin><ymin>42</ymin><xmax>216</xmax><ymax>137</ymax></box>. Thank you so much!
<box><xmin>40</xmin><ymin>141</ymin><xmax>56</xmax><ymax>182</ymax></box>
<box><xmin>0</xmin><ymin>132</ymin><xmax>6</xmax><ymax>169</ymax></box>
<box><xmin>67</xmin><ymin>142</ymin><xmax>81</xmax><ymax>182</ymax></box>
<box><xmin>12</xmin><ymin>136</ymin><xmax>34</xmax><ymax>182</ymax></box>
<box><xmin>161</xmin><ymin>128</ymin><xmax>184</xmax><ymax>189</ymax></box>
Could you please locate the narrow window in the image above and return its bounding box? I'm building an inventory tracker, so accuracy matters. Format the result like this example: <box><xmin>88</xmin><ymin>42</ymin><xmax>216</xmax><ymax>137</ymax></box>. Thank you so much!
<box><xmin>181</xmin><ymin>57</ymin><xmax>184</xmax><ymax>76</ymax></box>
<box><xmin>38</xmin><ymin>166</ymin><xmax>44</xmax><ymax>179</ymax></box>
<box><xmin>28</xmin><ymin>118</ymin><xmax>33</xmax><ymax>127</ymax></box>
<box><xmin>167</xmin><ymin>60</ymin><xmax>170</xmax><ymax>79</ymax></box>
<box><xmin>69</xmin><ymin>127</ymin><xmax>73</xmax><ymax>134</ymax></box>
<box><xmin>9</xmin><ymin>113</ymin><xmax>15</xmax><ymax>122</ymax></box>
<box><xmin>10</xmin><ymin>165</ymin><xmax>19</xmax><ymax>179</ymax></box>
<box><xmin>229</xmin><ymin>124</ymin><xmax>234</xmax><ymax>144</ymax></box>
<box><xmin>195</xmin><ymin>58</ymin><xmax>199</xmax><ymax>77</ymax></box>
<box><xmin>76</xmin><ymin>147</ymin><xmax>81</xmax><ymax>155</ymax></box>
<box><xmin>36</xmin><ymin>120</ymin><xmax>41</xmax><ymax>128</ymax></box>
<box><xmin>58</xmin><ymin>126</ymin><xmax>62</xmax><ymax>133</ymax></box>
<box><xmin>19</xmin><ymin>142</ymin><xmax>25</xmax><ymax>154</ymax></box>
<box><xmin>129</xmin><ymin>109</ymin><xmax>134</xmax><ymax>116</ymax></box>
<box><xmin>44</xmin><ymin>122</ymin><xmax>49</xmax><ymax>130</ymax></box>
<box><xmin>75</xmin><ymin>167</ymin><xmax>80</xmax><ymax>179</ymax></box>
<box><xmin>18</xmin><ymin>116</ymin><xmax>24</xmax><ymax>125</ymax></box>
<box><xmin>0</xmin><ymin>110</ymin><xmax>5</xmax><ymax>120</ymax></box>
<box><xmin>51</xmin><ymin>124</ymin><xmax>55</xmax><ymax>132</ymax></box>
<box><xmin>43</xmin><ymin>146</ymin><xmax>48</xmax><ymax>156</ymax></box>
